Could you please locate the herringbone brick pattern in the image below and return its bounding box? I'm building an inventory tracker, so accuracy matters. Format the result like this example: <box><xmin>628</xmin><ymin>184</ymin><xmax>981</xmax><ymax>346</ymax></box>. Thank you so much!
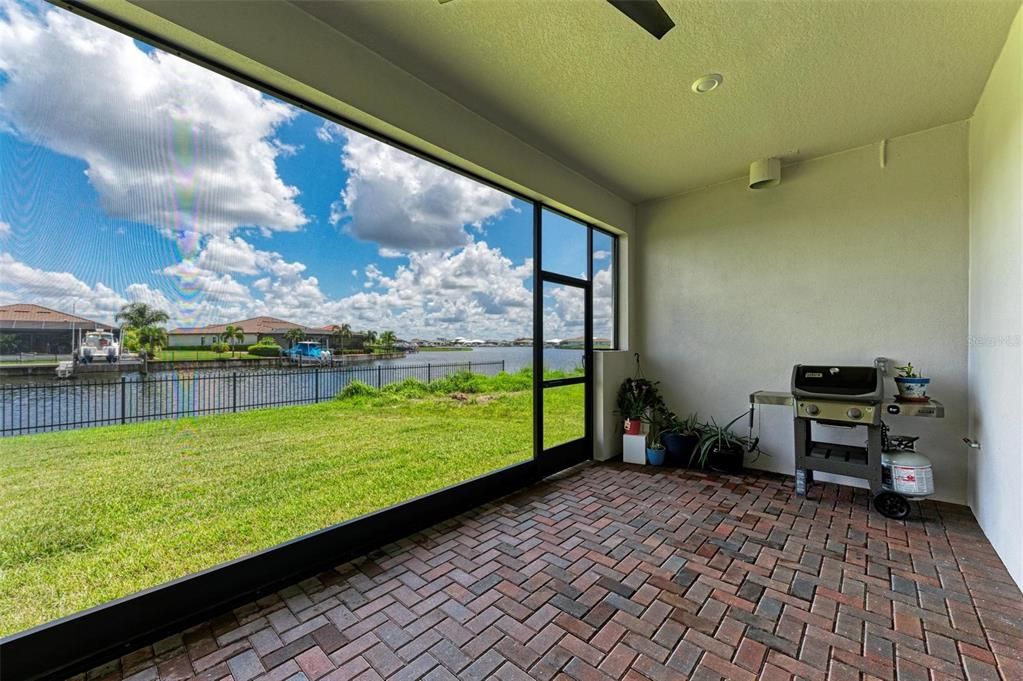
<box><xmin>79</xmin><ymin>464</ymin><xmax>1023</xmax><ymax>681</ymax></box>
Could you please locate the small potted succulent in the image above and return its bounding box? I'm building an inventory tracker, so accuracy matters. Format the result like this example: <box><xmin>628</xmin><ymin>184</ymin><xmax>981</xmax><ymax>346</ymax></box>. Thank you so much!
<box><xmin>660</xmin><ymin>412</ymin><xmax>701</xmax><ymax>467</ymax></box>
<box><xmin>617</xmin><ymin>378</ymin><xmax>664</xmax><ymax>435</ymax></box>
<box><xmin>692</xmin><ymin>412</ymin><xmax>755</xmax><ymax>474</ymax></box>
<box><xmin>894</xmin><ymin>363</ymin><xmax>930</xmax><ymax>401</ymax></box>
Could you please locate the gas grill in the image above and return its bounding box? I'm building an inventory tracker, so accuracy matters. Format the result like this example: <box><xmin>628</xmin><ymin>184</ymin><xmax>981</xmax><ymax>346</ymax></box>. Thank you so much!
<box><xmin>750</xmin><ymin>360</ymin><xmax>945</xmax><ymax>518</ymax></box>
<box><xmin>790</xmin><ymin>365</ymin><xmax>886</xmax><ymax>497</ymax></box>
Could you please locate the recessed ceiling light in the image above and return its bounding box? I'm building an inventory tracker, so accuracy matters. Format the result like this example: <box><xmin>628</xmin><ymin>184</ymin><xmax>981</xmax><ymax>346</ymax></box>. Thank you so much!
<box><xmin>691</xmin><ymin>73</ymin><xmax>723</xmax><ymax>94</ymax></box>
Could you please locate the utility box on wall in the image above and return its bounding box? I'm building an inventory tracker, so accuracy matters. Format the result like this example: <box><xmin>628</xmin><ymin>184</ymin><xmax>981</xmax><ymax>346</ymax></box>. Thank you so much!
<box><xmin>593</xmin><ymin>351</ymin><xmax>632</xmax><ymax>461</ymax></box>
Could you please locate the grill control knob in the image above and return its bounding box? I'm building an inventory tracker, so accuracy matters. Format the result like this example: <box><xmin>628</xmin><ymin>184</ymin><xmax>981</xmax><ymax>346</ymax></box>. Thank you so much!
<box><xmin>805</xmin><ymin>404</ymin><xmax>819</xmax><ymax>416</ymax></box>
<box><xmin>847</xmin><ymin>407</ymin><xmax>863</xmax><ymax>419</ymax></box>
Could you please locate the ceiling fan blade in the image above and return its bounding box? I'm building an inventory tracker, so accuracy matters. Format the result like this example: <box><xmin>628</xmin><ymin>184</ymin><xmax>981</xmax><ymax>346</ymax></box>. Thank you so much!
<box><xmin>607</xmin><ymin>0</ymin><xmax>675</xmax><ymax>39</ymax></box>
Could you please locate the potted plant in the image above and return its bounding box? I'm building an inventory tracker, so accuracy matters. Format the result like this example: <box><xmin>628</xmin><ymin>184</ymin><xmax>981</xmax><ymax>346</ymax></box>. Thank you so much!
<box><xmin>646</xmin><ymin>435</ymin><xmax>666</xmax><ymax>466</ymax></box>
<box><xmin>894</xmin><ymin>363</ymin><xmax>930</xmax><ymax>401</ymax></box>
<box><xmin>692</xmin><ymin>412</ymin><xmax>754</xmax><ymax>474</ymax></box>
<box><xmin>617</xmin><ymin>378</ymin><xmax>663</xmax><ymax>435</ymax></box>
<box><xmin>660</xmin><ymin>413</ymin><xmax>701</xmax><ymax>467</ymax></box>
<box><xmin>645</xmin><ymin>407</ymin><xmax>667</xmax><ymax>466</ymax></box>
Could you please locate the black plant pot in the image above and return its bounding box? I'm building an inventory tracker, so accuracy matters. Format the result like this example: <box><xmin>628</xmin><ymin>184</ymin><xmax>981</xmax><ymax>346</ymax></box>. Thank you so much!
<box><xmin>661</xmin><ymin>432</ymin><xmax>699</xmax><ymax>467</ymax></box>
<box><xmin>708</xmin><ymin>443</ymin><xmax>745</xmax><ymax>474</ymax></box>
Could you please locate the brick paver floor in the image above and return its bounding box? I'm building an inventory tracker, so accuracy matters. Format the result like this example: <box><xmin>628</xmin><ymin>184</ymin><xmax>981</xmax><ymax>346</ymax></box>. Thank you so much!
<box><xmin>78</xmin><ymin>463</ymin><xmax>1023</xmax><ymax>681</ymax></box>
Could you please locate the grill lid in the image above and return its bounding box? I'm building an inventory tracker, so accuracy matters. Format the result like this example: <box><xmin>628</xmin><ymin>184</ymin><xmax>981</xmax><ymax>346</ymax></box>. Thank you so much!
<box><xmin>791</xmin><ymin>365</ymin><xmax>883</xmax><ymax>401</ymax></box>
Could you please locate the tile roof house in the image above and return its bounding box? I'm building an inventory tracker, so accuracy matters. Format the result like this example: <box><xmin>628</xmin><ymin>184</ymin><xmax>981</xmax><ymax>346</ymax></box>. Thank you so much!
<box><xmin>0</xmin><ymin>304</ymin><xmax>114</xmax><ymax>353</ymax></box>
<box><xmin>167</xmin><ymin>316</ymin><xmax>333</xmax><ymax>348</ymax></box>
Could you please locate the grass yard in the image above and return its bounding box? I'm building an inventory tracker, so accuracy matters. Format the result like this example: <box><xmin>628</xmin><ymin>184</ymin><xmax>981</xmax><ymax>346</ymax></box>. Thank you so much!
<box><xmin>155</xmin><ymin>350</ymin><xmax>265</xmax><ymax>361</ymax></box>
<box><xmin>0</xmin><ymin>373</ymin><xmax>582</xmax><ymax>636</ymax></box>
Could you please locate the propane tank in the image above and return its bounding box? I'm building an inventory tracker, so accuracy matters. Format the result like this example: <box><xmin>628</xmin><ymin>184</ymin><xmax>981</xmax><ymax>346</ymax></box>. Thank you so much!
<box><xmin>881</xmin><ymin>450</ymin><xmax>934</xmax><ymax>498</ymax></box>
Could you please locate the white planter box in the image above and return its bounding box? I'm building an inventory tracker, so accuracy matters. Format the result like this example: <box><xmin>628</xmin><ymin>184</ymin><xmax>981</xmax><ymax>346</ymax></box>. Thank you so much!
<box><xmin>623</xmin><ymin>433</ymin><xmax>648</xmax><ymax>465</ymax></box>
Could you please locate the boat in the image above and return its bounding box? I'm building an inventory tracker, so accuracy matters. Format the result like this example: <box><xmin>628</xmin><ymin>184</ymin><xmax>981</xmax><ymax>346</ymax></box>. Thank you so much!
<box><xmin>76</xmin><ymin>330</ymin><xmax>121</xmax><ymax>364</ymax></box>
<box><xmin>55</xmin><ymin>361</ymin><xmax>74</xmax><ymax>379</ymax></box>
<box><xmin>285</xmin><ymin>340</ymin><xmax>333</xmax><ymax>366</ymax></box>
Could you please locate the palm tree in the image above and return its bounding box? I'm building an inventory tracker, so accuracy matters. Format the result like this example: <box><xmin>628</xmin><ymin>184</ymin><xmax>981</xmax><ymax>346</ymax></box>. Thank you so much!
<box><xmin>115</xmin><ymin>302</ymin><xmax>169</xmax><ymax>330</ymax></box>
<box><xmin>284</xmin><ymin>328</ymin><xmax>305</xmax><ymax>348</ymax></box>
<box><xmin>364</xmin><ymin>330</ymin><xmax>378</xmax><ymax>348</ymax></box>
<box><xmin>0</xmin><ymin>333</ymin><xmax>19</xmax><ymax>354</ymax></box>
<box><xmin>331</xmin><ymin>323</ymin><xmax>352</xmax><ymax>357</ymax></box>
<box><xmin>380</xmin><ymin>330</ymin><xmax>397</xmax><ymax>350</ymax></box>
<box><xmin>137</xmin><ymin>326</ymin><xmax>168</xmax><ymax>357</ymax></box>
<box><xmin>222</xmin><ymin>324</ymin><xmax>245</xmax><ymax>358</ymax></box>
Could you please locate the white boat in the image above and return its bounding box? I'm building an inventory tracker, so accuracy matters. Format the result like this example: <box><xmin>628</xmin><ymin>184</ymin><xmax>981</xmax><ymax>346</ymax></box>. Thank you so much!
<box><xmin>76</xmin><ymin>330</ymin><xmax>120</xmax><ymax>364</ymax></box>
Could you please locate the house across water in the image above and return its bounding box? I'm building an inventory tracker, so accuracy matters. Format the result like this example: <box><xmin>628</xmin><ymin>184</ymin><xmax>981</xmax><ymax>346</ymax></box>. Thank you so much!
<box><xmin>167</xmin><ymin>316</ymin><xmax>364</xmax><ymax>351</ymax></box>
<box><xmin>0</xmin><ymin>304</ymin><xmax>115</xmax><ymax>354</ymax></box>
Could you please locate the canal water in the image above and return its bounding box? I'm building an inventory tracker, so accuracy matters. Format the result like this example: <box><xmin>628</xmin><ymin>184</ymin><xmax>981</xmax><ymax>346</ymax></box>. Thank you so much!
<box><xmin>0</xmin><ymin>347</ymin><xmax>583</xmax><ymax>387</ymax></box>
<box><xmin>0</xmin><ymin>348</ymin><xmax>586</xmax><ymax>436</ymax></box>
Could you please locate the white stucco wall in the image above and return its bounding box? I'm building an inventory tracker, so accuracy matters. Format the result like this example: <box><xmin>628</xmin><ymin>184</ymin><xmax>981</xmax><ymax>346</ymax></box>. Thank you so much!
<box><xmin>968</xmin><ymin>6</ymin><xmax>1023</xmax><ymax>587</ymax></box>
<box><xmin>636</xmin><ymin>122</ymin><xmax>971</xmax><ymax>503</ymax></box>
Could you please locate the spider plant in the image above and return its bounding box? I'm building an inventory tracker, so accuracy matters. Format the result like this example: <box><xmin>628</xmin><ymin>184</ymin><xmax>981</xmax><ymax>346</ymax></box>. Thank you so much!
<box><xmin>691</xmin><ymin>411</ymin><xmax>754</xmax><ymax>471</ymax></box>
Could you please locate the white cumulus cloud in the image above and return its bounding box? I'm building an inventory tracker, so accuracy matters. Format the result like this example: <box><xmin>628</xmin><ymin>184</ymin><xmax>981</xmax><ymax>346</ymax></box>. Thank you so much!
<box><xmin>0</xmin><ymin>252</ymin><xmax>126</xmax><ymax>320</ymax></box>
<box><xmin>330</xmin><ymin>130</ymin><xmax>514</xmax><ymax>251</ymax></box>
<box><xmin>0</xmin><ymin>221</ymin><xmax>11</xmax><ymax>240</ymax></box>
<box><xmin>0</xmin><ymin>1</ymin><xmax>306</xmax><ymax>237</ymax></box>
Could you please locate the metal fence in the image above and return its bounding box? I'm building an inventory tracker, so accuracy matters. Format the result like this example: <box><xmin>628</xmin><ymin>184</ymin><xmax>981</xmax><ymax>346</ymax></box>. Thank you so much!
<box><xmin>0</xmin><ymin>360</ymin><xmax>505</xmax><ymax>437</ymax></box>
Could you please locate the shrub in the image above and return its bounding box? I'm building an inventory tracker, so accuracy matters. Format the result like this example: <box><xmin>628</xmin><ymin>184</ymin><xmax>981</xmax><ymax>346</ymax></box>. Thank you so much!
<box><xmin>247</xmin><ymin>341</ymin><xmax>282</xmax><ymax>357</ymax></box>
<box><xmin>337</xmin><ymin>380</ymin><xmax>378</xmax><ymax>400</ymax></box>
<box><xmin>121</xmin><ymin>328</ymin><xmax>141</xmax><ymax>353</ymax></box>
<box><xmin>211</xmin><ymin>341</ymin><xmax>230</xmax><ymax>355</ymax></box>
<box><xmin>428</xmin><ymin>370</ymin><xmax>484</xmax><ymax>394</ymax></box>
<box><xmin>382</xmin><ymin>378</ymin><xmax>431</xmax><ymax>398</ymax></box>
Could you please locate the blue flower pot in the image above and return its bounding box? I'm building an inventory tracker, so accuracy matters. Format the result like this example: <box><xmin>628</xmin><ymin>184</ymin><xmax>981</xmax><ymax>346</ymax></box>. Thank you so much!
<box><xmin>661</xmin><ymin>432</ymin><xmax>699</xmax><ymax>467</ymax></box>
<box><xmin>646</xmin><ymin>447</ymin><xmax>665</xmax><ymax>466</ymax></box>
<box><xmin>895</xmin><ymin>376</ymin><xmax>930</xmax><ymax>400</ymax></box>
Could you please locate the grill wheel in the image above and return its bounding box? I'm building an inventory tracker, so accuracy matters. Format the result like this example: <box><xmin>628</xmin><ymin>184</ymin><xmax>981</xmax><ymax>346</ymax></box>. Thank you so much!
<box><xmin>873</xmin><ymin>492</ymin><xmax>911</xmax><ymax>520</ymax></box>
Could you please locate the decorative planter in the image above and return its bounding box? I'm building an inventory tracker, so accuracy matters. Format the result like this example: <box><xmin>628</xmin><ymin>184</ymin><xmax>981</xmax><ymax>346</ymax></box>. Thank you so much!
<box><xmin>708</xmin><ymin>443</ymin><xmax>745</xmax><ymax>474</ymax></box>
<box><xmin>624</xmin><ymin>418</ymin><xmax>643</xmax><ymax>435</ymax></box>
<box><xmin>894</xmin><ymin>377</ymin><xmax>930</xmax><ymax>400</ymax></box>
<box><xmin>661</xmin><ymin>432</ymin><xmax>698</xmax><ymax>467</ymax></box>
<box><xmin>646</xmin><ymin>447</ymin><xmax>666</xmax><ymax>466</ymax></box>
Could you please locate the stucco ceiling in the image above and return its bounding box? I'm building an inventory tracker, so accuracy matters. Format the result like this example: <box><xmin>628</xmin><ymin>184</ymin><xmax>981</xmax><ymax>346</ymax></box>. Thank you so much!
<box><xmin>293</xmin><ymin>0</ymin><xmax>1020</xmax><ymax>204</ymax></box>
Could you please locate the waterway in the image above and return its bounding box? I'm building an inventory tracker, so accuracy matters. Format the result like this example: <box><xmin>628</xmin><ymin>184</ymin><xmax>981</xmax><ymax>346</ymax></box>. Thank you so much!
<box><xmin>0</xmin><ymin>347</ymin><xmax>583</xmax><ymax>387</ymax></box>
<box><xmin>0</xmin><ymin>348</ymin><xmax>587</xmax><ymax>436</ymax></box>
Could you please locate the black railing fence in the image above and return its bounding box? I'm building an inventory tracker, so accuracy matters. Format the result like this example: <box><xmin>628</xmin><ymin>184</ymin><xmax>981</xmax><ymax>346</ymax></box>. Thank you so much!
<box><xmin>0</xmin><ymin>361</ymin><xmax>505</xmax><ymax>437</ymax></box>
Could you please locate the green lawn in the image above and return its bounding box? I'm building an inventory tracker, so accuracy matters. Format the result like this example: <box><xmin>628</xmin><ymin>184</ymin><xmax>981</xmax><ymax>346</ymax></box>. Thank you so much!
<box><xmin>156</xmin><ymin>350</ymin><xmax>265</xmax><ymax>361</ymax></box>
<box><xmin>0</xmin><ymin>375</ymin><xmax>582</xmax><ymax>636</ymax></box>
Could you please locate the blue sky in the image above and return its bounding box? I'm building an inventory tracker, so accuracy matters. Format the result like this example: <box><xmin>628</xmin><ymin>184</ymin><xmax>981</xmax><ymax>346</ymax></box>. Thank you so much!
<box><xmin>0</xmin><ymin>0</ymin><xmax>612</xmax><ymax>340</ymax></box>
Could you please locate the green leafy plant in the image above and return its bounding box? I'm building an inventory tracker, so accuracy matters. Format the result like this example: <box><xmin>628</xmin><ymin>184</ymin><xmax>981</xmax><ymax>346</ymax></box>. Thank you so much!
<box><xmin>221</xmin><ymin>325</ymin><xmax>245</xmax><ymax>358</ymax></box>
<box><xmin>120</xmin><ymin>328</ymin><xmax>140</xmax><ymax>353</ymax></box>
<box><xmin>663</xmin><ymin>412</ymin><xmax>701</xmax><ymax>436</ymax></box>
<box><xmin>247</xmin><ymin>338</ymin><xmax>282</xmax><ymax>357</ymax></box>
<box><xmin>895</xmin><ymin>363</ymin><xmax>921</xmax><ymax>378</ymax></box>
<box><xmin>616</xmin><ymin>378</ymin><xmax>664</xmax><ymax>420</ymax></box>
<box><xmin>283</xmin><ymin>328</ymin><xmax>306</xmax><ymax>347</ymax></box>
<box><xmin>331</xmin><ymin>323</ymin><xmax>352</xmax><ymax>355</ymax></box>
<box><xmin>114</xmin><ymin>302</ymin><xmax>169</xmax><ymax>330</ymax></box>
<box><xmin>0</xmin><ymin>333</ymin><xmax>19</xmax><ymax>354</ymax></box>
<box><xmin>691</xmin><ymin>412</ymin><xmax>754</xmax><ymax>469</ymax></box>
<box><xmin>137</xmin><ymin>325</ymin><xmax>167</xmax><ymax>358</ymax></box>
<box><xmin>338</xmin><ymin>380</ymin><xmax>379</xmax><ymax>400</ymax></box>
<box><xmin>211</xmin><ymin>341</ymin><xmax>230</xmax><ymax>355</ymax></box>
